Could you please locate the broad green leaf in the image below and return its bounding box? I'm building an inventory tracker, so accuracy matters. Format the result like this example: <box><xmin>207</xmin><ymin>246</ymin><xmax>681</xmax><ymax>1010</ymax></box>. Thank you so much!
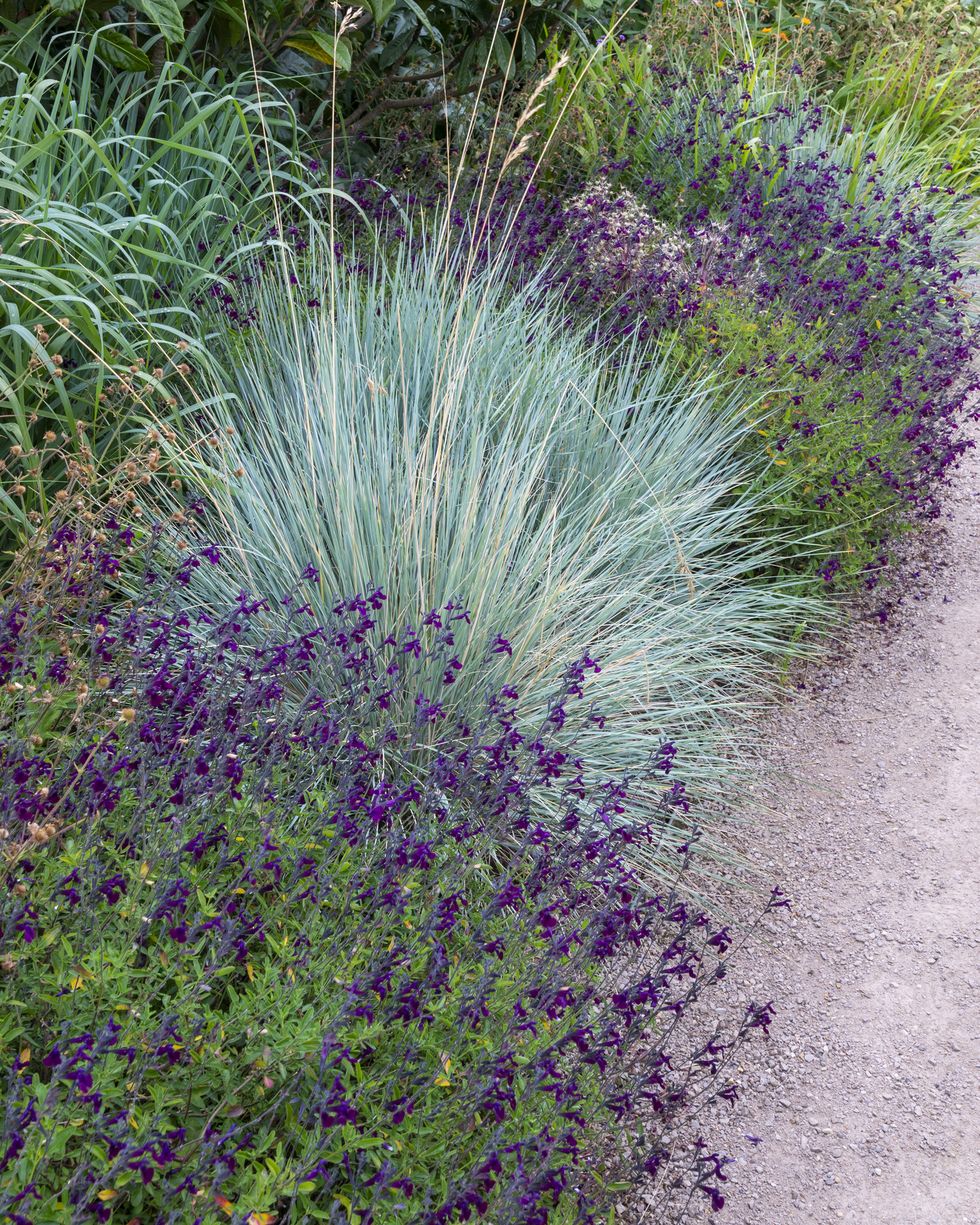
<box><xmin>96</xmin><ymin>29</ymin><xmax>153</xmax><ymax>72</ymax></box>
<box><xmin>132</xmin><ymin>0</ymin><xmax>184</xmax><ymax>42</ymax></box>
<box><xmin>371</xmin><ymin>0</ymin><xmax>398</xmax><ymax>24</ymax></box>
<box><xmin>377</xmin><ymin>26</ymin><xmax>414</xmax><ymax>69</ymax></box>
<box><xmin>49</xmin><ymin>0</ymin><xmax>85</xmax><ymax>13</ymax></box>
<box><xmin>492</xmin><ymin>30</ymin><xmax>514</xmax><ymax>77</ymax></box>
<box><xmin>284</xmin><ymin>30</ymin><xmax>353</xmax><ymax>71</ymax></box>
<box><xmin>400</xmin><ymin>0</ymin><xmax>444</xmax><ymax>44</ymax></box>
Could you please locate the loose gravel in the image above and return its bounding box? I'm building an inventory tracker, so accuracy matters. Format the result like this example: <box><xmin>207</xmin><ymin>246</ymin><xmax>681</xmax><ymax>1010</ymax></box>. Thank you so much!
<box><xmin>636</xmin><ymin>421</ymin><xmax>980</xmax><ymax>1225</ymax></box>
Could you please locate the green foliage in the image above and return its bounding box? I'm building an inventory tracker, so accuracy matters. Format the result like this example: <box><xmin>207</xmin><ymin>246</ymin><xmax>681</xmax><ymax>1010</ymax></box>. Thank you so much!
<box><xmin>535</xmin><ymin>25</ymin><xmax>980</xmax><ymax>206</ymax></box>
<box><xmin>0</xmin><ymin>523</ymin><xmax>756</xmax><ymax>1219</ymax></box>
<box><xmin>736</xmin><ymin>0</ymin><xmax>980</xmax><ymax>192</ymax></box>
<box><xmin>207</xmin><ymin>0</ymin><xmax>607</xmax><ymax>145</ymax></box>
<box><xmin>827</xmin><ymin>42</ymin><xmax>980</xmax><ymax>193</ymax></box>
<box><xmin>767</xmin><ymin>0</ymin><xmax>980</xmax><ymax>62</ymax></box>
<box><xmin>0</xmin><ymin>0</ymin><xmax>606</xmax><ymax>144</ymax></box>
<box><xmin>24</xmin><ymin>0</ymin><xmax>184</xmax><ymax>42</ymax></box>
<box><xmin>679</xmin><ymin>296</ymin><xmax>913</xmax><ymax>585</ymax></box>
<box><xmin>519</xmin><ymin>39</ymin><xmax>976</xmax><ymax>597</ymax></box>
<box><xmin>0</xmin><ymin>793</ymin><xmax>604</xmax><ymax>1221</ymax></box>
<box><xmin>0</xmin><ymin>33</ymin><xmax>322</xmax><ymax>563</ymax></box>
<box><xmin>554</xmin><ymin>2</ymin><xmax>980</xmax><ymax>197</ymax></box>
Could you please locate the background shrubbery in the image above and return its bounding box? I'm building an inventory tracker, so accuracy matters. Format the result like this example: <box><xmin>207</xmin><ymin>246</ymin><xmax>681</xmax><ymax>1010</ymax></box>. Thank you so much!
<box><xmin>0</xmin><ymin>0</ymin><xmax>605</xmax><ymax>141</ymax></box>
<box><xmin>340</xmin><ymin>44</ymin><xmax>979</xmax><ymax>591</ymax></box>
<box><xmin>524</xmin><ymin>47</ymin><xmax>979</xmax><ymax>587</ymax></box>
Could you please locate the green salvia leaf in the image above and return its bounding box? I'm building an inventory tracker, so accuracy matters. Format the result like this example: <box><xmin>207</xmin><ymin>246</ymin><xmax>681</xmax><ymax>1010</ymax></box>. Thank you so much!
<box><xmin>131</xmin><ymin>0</ymin><xmax>185</xmax><ymax>42</ymax></box>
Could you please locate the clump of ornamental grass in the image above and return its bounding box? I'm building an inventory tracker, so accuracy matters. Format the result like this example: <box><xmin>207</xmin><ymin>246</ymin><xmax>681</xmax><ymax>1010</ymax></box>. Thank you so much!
<box><xmin>0</xmin><ymin>522</ymin><xmax>781</xmax><ymax>1223</ymax></box>
<box><xmin>165</xmin><ymin>231</ymin><xmax>822</xmax><ymax>887</ymax></box>
<box><xmin>0</xmin><ymin>29</ymin><xmax>325</xmax><ymax>563</ymax></box>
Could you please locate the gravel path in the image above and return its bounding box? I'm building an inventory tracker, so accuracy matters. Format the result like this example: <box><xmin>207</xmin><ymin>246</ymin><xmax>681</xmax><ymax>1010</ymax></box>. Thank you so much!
<box><xmin>701</xmin><ymin>431</ymin><xmax>980</xmax><ymax>1224</ymax></box>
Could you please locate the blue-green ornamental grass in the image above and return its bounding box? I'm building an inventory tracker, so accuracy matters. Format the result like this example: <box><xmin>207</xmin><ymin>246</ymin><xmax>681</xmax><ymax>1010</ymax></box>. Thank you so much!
<box><xmin>172</xmin><ymin>237</ymin><xmax>821</xmax><ymax>887</ymax></box>
<box><xmin>0</xmin><ymin>516</ymin><xmax>780</xmax><ymax>1223</ymax></box>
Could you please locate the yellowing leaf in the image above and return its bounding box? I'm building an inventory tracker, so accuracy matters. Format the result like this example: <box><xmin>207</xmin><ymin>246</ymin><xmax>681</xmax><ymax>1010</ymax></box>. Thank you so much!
<box><xmin>97</xmin><ymin>1190</ymin><xmax>118</xmax><ymax>1202</ymax></box>
<box><xmin>215</xmin><ymin>1194</ymin><xmax>235</xmax><ymax>1216</ymax></box>
<box><xmin>284</xmin><ymin>30</ymin><xmax>353</xmax><ymax>71</ymax></box>
<box><xmin>19</xmin><ymin>1047</ymin><xmax>30</xmax><ymax>1064</ymax></box>
<box><xmin>69</xmin><ymin>976</ymin><xmax>87</xmax><ymax>992</ymax></box>
<box><xmin>247</xmin><ymin>1214</ymin><xmax>277</xmax><ymax>1225</ymax></box>
<box><xmin>246</xmin><ymin>962</ymin><xmax>255</xmax><ymax>982</ymax></box>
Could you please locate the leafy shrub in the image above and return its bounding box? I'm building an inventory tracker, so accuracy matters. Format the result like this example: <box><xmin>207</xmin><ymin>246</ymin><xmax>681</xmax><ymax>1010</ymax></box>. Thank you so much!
<box><xmin>743</xmin><ymin>0</ymin><xmax>980</xmax><ymax>74</ymax></box>
<box><xmin>0</xmin><ymin>32</ymin><xmax>320</xmax><ymax>563</ymax></box>
<box><xmin>0</xmin><ymin>520</ymin><xmax>778</xmax><ymax>1223</ymax></box>
<box><xmin>679</xmin><ymin>0</ymin><xmax>980</xmax><ymax>190</ymax></box>
<box><xmin>0</xmin><ymin>0</ymin><xmax>603</xmax><ymax>144</ymax></box>
<box><xmin>825</xmin><ymin>42</ymin><xmax>980</xmax><ymax>194</ymax></box>
<box><xmin>450</xmin><ymin>48</ymin><xmax>980</xmax><ymax>590</ymax></box>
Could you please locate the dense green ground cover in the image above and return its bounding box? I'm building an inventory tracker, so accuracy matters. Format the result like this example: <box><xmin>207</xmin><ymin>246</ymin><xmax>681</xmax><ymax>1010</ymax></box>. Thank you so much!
<box><xmin>1</xmin><ymin>2</ymin><xmax>978</xmax><ymax>1221</ymax></box>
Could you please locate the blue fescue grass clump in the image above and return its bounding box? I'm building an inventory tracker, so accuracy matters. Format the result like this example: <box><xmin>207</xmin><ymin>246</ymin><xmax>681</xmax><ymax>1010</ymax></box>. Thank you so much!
<box><xmin>0</xmin><ymin>516</ymin><xmax>780</xmax><ymax>1224</ymax></box>
<box><xmin>170</xmin><ymin>239</ymin><xmax>821</xmax><ymax>885</ymax></box>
